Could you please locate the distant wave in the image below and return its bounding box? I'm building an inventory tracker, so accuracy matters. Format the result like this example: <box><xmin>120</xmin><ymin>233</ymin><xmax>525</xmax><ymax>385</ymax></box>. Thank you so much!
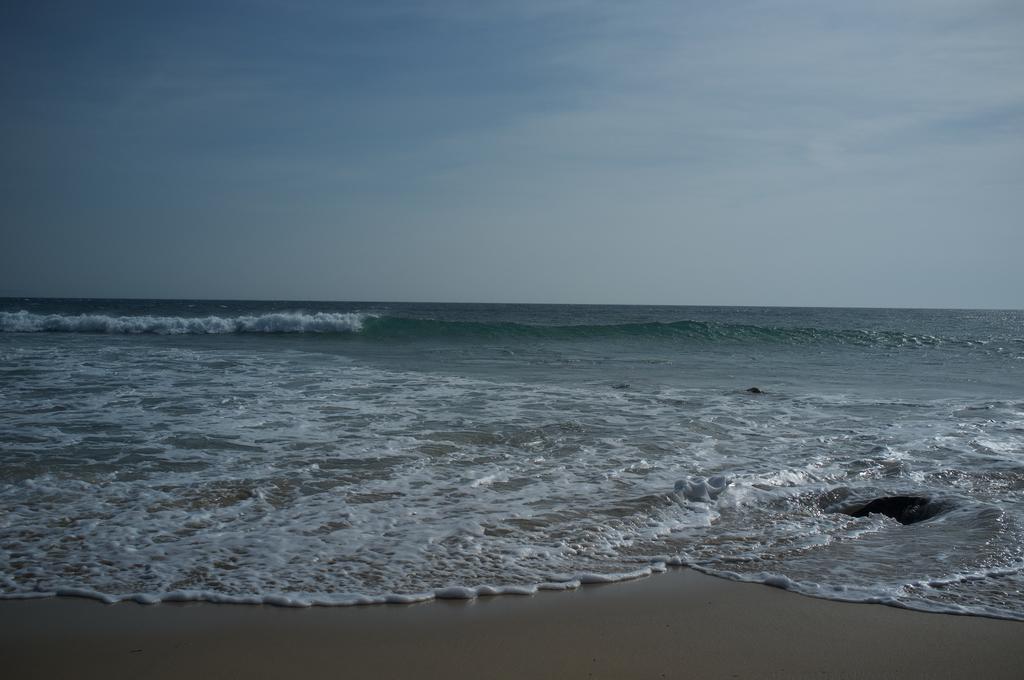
<box><xmin>357</xmin><ymin>316</ymin><xmax>953</xmax><ymax>348</ymax></box>
<box><xmin>0</xmin><ymin>310</ymin><xmax>368</xmax><ymax>334</ymax></box>
<box><xmin>0</xmin><ymin>310</ymin><xmax>1001</xmax><ymax>348</ymax></box>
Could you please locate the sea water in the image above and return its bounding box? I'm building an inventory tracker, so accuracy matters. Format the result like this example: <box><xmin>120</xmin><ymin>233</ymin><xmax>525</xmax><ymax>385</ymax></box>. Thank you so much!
<box><xmin>1</xmin><ymin>299</ymin><xmax>1022</xmax><ymax>617</ymax></box>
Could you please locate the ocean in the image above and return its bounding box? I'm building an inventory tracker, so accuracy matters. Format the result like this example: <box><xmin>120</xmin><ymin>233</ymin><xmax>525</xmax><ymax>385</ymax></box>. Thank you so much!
<box><xmin>1</xmin><ymin>299</ymin><xmax>1022</xmax><ymax>618</ymax></box>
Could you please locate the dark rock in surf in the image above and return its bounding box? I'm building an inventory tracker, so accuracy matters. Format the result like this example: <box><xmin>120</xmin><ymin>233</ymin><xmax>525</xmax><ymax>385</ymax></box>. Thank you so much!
<box><xmin>834</xmin><ymin>496</ymin><xmax>943</xmax><ymax>525</ymax></box>
<box><xmin>612</xmin><ymin>383</ymin><xmax>631</xmax><ymax>390</ymax></box>
<box><xmin>745</xmin><ymin>387</ymin><xmax>764</xmax><ymax>394</ymax></box>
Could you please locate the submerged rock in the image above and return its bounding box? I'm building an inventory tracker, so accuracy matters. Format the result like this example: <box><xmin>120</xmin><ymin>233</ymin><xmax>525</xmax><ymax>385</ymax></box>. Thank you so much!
<box><xmin>834</xmin><ymin>495</ymin><xmax>944</xmax><ymax>525</ymax></box>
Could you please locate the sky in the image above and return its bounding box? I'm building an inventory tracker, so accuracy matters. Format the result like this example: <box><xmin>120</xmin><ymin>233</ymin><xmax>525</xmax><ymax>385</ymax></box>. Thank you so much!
<box><xmin>1</xmin><ymin>0</ymin><xmax>1022</xmax><ymax>308</ymax></box>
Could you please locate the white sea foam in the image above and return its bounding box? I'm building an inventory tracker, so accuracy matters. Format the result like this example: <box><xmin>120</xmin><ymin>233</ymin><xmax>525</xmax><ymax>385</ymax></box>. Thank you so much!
<box><xmin>0</xmin><ymin>310</ymin><xmax>368</xmax><ymax>334</ymax></box>
<box><xmin>675</xmin><ymin>475</ymin><xmax>730</xmax><ymax>503</ymax></box>
<box><xmin>2</xmin><ymin>336</ymin><xmax>1023</xmax><ymax>618</ymax></box>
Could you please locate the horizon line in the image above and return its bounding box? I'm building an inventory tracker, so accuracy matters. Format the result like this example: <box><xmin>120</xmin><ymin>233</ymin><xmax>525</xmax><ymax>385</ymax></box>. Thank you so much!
<box><xmin>1</xmin><ymin>295</ymin><xmax>1021</xmax><ymax>313</ymax></box>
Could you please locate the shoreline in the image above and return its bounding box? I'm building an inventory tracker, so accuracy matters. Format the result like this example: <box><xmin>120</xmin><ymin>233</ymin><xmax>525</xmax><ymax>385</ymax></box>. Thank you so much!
<box><xmin>3</xmin><ymin>568</ymin><xmax>1023</xmax><ymax>679</ymax></box>
<box><xmin>7</xmin><ymin>564</ymin><xmax>1022</xmax><ymax>621</ymax></box>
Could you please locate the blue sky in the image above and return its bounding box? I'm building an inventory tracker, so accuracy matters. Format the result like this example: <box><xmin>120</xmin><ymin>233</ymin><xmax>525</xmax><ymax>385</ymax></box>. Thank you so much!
<box><xmin>2</xmin><ymin>0</ymin><xmax>1022</xmax><ymax>307</ymax></box>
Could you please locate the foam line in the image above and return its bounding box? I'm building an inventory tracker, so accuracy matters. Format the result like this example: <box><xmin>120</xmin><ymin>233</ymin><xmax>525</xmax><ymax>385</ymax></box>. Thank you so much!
<box><xmin>0</xmin><ymin>310</ymin><xmax>367</xmax><ymax>334</ymax></box>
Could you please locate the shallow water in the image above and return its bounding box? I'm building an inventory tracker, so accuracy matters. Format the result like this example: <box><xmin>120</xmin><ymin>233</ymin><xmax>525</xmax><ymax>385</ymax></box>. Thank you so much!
<box><xmin>1</xmin><ymin>300</ymin><xmax>1023</xmax><ymax>617</ymax></box>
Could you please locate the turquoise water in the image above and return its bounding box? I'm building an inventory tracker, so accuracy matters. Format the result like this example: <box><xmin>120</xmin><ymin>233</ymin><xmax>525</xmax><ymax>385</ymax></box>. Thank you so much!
<box><xmin>1</xmin><ymin>299</ymin><xmax>1023</xmax><ymax>616</ymax></box>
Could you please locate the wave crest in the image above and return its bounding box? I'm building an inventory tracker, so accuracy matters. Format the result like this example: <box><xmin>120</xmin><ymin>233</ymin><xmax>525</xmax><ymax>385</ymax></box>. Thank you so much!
<box><xmin>0</xmin><ymin>310</ymin><xmax>995</xmax><ymax>348</ymax></box>
<box><xmin>0</xmin><ymin>311</ymin><xmax>367</xmax><ymax>335</ymax></box>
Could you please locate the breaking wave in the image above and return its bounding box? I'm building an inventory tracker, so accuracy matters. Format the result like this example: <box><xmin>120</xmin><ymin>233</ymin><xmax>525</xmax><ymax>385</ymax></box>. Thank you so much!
<box><xmin>0</xmin><ymin>310</ymin><xmax>368</xmax><ymax>335</ymax></box>
<box><xmin>1</xmin><ymin>310</ymin><xmax>1013</xmax><ymax>348</ymax></box>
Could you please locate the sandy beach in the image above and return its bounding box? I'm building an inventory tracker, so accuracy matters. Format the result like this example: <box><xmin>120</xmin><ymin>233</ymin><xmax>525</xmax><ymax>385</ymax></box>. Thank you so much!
<box><xmin>3</xmin><ymin>568</ymin><xmax>1022</xmax><ymax>679</ymax></box>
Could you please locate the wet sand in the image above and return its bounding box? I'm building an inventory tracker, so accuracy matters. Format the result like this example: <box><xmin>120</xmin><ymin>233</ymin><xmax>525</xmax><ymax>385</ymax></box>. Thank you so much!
<box><xmin>3</xmin><ymin>568</ymin><xmax>1022</xmax><ymax>679</ymax></box>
